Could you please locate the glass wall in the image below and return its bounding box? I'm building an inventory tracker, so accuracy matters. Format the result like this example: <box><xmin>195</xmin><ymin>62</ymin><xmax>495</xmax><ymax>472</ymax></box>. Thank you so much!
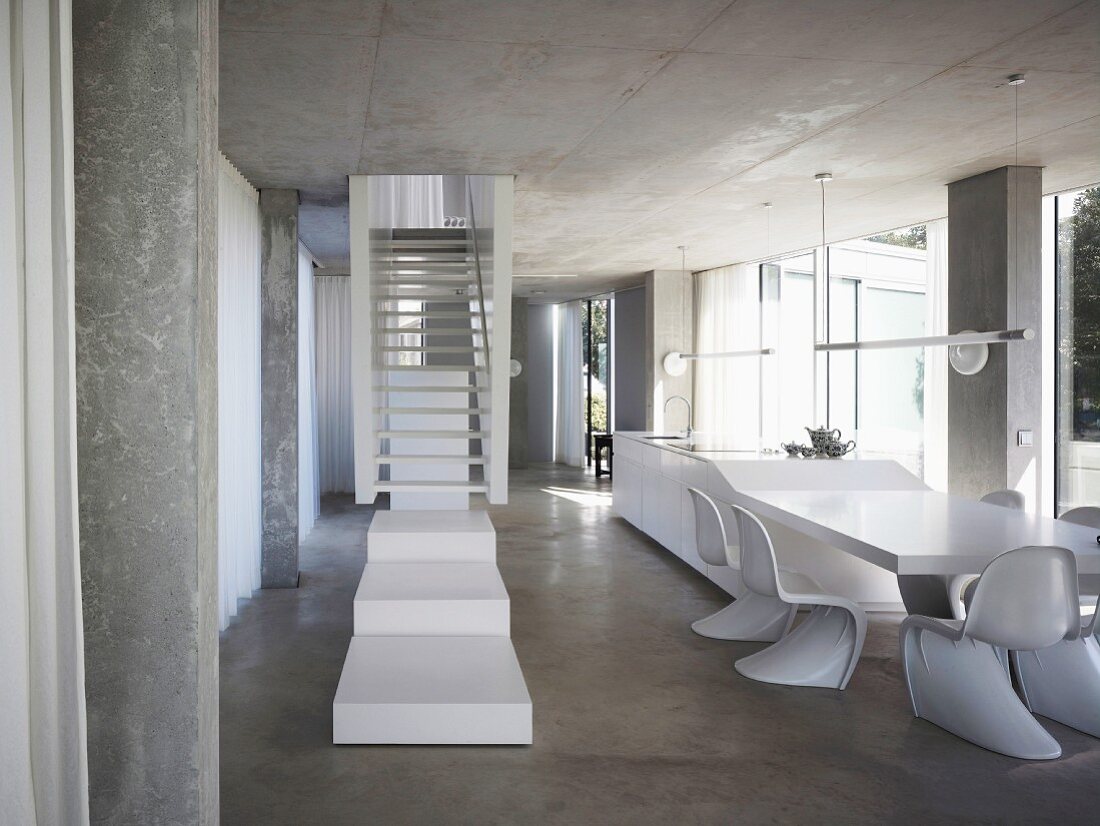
<box><xmin>582</xmin><ymin>297</ymin><xmax>610</xmax><ymax>464</ymax></box>
<box><xmin>698</xmin><ymin>222</ymin><xmax>945</xmax><ymax>481</ymax></box>
<box><xmin>1055</xmin><ymin>185</ymin><xmax>1100</xmax><ymax>513</ymax></box>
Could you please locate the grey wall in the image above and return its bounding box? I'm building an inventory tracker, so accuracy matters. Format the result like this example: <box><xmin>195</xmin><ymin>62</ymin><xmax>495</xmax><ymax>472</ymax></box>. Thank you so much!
<box><xmin>645</xmin><ymin>270</ymin><xmax>694</xmax><ymax>432</ymax></box>
<box><xmin>73</xmin><ymin>0</ymin><xmax>219</xmax><ymax>821</ymax></box>
<box><xmin>527</xmin><ymin>303</ymin><xmax>555</xmax><ymax>462</ymax></box>
<box><xmin>948</xmin><ymin>166</ymin><xmax>1043</xmax><ymax>506</ymax></box>
<box><xmin>260</xmin><ymin>189</ymin><xmax>301</xmax><ymax>588</ymax></box>
<box><xmin>613</xmin><ymin>286</ymin><xmax>647</xmax><ymax>431</ymax></box>
<box><xmin>510</xmin><ymin>297</ymin><xmax>529</xmax><ymax>468</ymax></box>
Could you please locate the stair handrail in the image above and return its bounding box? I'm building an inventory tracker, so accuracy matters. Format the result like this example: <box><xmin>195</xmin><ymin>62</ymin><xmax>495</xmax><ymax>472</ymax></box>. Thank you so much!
<box><xmin>466</xmin><ymin>188</ymin><xmax>491</xmax><ymax>376</ymax></box>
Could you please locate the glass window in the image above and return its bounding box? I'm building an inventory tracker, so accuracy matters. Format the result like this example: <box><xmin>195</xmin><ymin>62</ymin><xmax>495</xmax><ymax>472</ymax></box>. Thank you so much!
<box><xmin>1055</xmin><ymin>185</ymin><xmax>1100</xmax><ymax>513</ymax></box>
<box><xmin>582</xmin><ymin>298</ymin><xmax>610</xmax><ymax>463</ymax></box>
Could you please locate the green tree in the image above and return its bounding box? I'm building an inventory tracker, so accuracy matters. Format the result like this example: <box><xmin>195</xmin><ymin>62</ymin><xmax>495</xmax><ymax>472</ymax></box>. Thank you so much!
<box><xmin>867</xmin><ymin>225</ymin><xmax>927</xmax><ymax>250</ymax></box>
<box><xmin>1062</xmin><ymin>187</ymin><xmax>1100</xmax><ymax>438</ymax></box>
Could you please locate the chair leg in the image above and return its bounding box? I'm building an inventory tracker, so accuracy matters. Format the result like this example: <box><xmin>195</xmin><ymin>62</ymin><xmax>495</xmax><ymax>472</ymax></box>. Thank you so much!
<box><xmin>901</xmin><ymin>625</ymin><xmax>1061</xmax><ymax>759</ymax></box>
<box><xmin>1014</xmin><ymin>635</ymin><xmax>1100</xmax><ymax>739</ymax></box>
<box><xmin>691</xmin><ymin>593</ymin><xmax>797</xmax><ymax>642</ymax></box>
<box><xmin>734</xmin><ymin>604</ymin><xmax>863</xmax><ymax>690</ymax></box>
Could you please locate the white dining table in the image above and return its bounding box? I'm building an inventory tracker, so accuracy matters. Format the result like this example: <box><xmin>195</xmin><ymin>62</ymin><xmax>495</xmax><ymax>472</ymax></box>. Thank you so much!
<box><xmin>726</xmin><ymin>488</ymin><xmax>1100</xmax><ymax>615</ymax></box>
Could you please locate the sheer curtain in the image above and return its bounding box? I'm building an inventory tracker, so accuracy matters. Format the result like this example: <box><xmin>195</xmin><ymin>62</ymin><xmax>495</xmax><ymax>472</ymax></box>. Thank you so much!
<box><xmin>315</xmin><ymin>276</ymin><xmax>355</xmax><ymax>493</ymax></box>
<box><xmin>554</xmin><ymin>301</ymin><xmax>584</xmax><ymax>466</ymax></box>
<box><xmin>217</xmin><ymin>155</ymin><xmax>262</xmax><ymax>630</ymax></box>
<box><xmin>923</xmin><ymin>218</ymin><xmax>949</xmax><ymax>490</ymax></box>
<box><xmin>694</xmin><ymin>264</ymin><xmax>762</xmax><ymax>446</ymax></box>
<box><xmin>369</xmin><ymin>174</ymin><xmax>444</xmax><ymax>228</ymax></box>
<box><xmin>298</xmin><ymin>243</ymin><xmax>320</xmax><ymax>537</ymax></box>
<box><xmin>1</xmin><ymin>1</ymin><xmax>90</xmax><ymax>822</ymax></box>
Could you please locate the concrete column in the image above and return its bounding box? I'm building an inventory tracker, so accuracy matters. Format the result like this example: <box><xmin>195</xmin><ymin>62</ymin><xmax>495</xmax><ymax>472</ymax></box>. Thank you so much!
<box><xmin>948</xmin><ymin>166</ymin><xmax>1044</xmax><ymax>507</ymax></box>
<box><xmin>645</xmin><ymin>270</ymin><xmax>694</xmax><ymax>433</ymax></box>
<box><xmin>260</xmin><ymin>189</ymin><xmax>300</xmax><ymax>588</ymax></box>
<box><xmin>73</xmin><ymin>1</ymin><xmax>218</xmax><ymax>822</ymax></box>
<box><xmin>509</xmin><ymin>296</ymin><xmax>529</xmax><ymax>469</ymax></box>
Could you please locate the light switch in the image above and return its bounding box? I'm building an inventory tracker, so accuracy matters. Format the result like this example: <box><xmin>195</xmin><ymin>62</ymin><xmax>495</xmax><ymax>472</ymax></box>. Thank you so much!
<box><xmin>1017</xmin><ymin>429</ymin><xmax>1033</xmax><ymax>447</ymax></box>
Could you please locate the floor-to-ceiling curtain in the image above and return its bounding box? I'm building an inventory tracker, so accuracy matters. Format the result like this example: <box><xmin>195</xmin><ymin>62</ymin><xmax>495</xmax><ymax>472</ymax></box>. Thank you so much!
<box><xmin>554</xmin><ymin>301</ymin><xmax>584</xmax><ymax>466</ymax></box>
<box><xmin>694</xmin><ymin>264</ymin><xmax>761</xmax><ymax>445</ymax></box>
<box><xmin>298</xmin><ymin>243</ymin><xmax>320</xmax><ymax>537</ymax></box>
<box><xmin>369</xmin><ymin>174</ymin><xmax>444</xmax><ymax>228</ymax></box>
<box><xmin>315</xmin><ymin>275</ymin><xmax>355</xmax><ymax>493</ymax></box>
<box><xmin>923</xmin><ymin>218</ymin><xmax>949</xmax><ymax>490</ymax></box>
<box><xmin>0</xmin><ymin>1</ymin><xmax>90</xmax><ymax>822</ymax></box>
<box><xmin>217</xmin><ymin>155</ymin><xmax>262</xmax><ymax>630</ymax></box>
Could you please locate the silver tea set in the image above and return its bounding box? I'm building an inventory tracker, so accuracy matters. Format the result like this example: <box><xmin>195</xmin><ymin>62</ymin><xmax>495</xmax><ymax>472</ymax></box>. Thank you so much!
<box><xmin>781</xmin><ymin>426</ymin><xmax>856</xmax><ymax>459</ymax></box>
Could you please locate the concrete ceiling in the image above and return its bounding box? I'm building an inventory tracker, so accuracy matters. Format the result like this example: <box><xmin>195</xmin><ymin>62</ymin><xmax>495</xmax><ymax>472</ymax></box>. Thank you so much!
<box><xmin>220</xmin><ymin>0</ymin><xmax>1100</xmax><ymax>302</ymax></box>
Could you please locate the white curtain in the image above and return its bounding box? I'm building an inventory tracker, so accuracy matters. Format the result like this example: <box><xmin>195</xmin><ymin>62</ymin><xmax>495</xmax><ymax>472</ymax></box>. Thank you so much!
<box><xmin>554</xmin><ymin>301</ymin><xmax>584</xmax><ymax>466</ymax></box>
<box><xmin>0</xmin><ymin>1</ymin><xmax>90</xmax><ymax>822</ymax></box>
<box><xmin>298</xmin><ymin>243</ymin><xmax>320</xmax><ymax>537</ymax></box>
<box><xmin>694</xmin><ymin>264</ymin><xmax>762</xmax><ymax>446</ymax></box>
<box><xmin>315</xmin><ymin>276</ymin><xmax>355</xmax><ymax>493</ymax></box>
<box><xmin>923</xmin><ymin>218</ymin><xmax>949</xmax><ymax>490</ymax></box>
<box><xmin>368</xmin><ymin>174</ymin><xmax>444</xmax><ymax>228</ymax></box>
<box><xmin>217</xmin><ymin>156</ymin><xmax>262</xmax><ymax>631</ymax></box>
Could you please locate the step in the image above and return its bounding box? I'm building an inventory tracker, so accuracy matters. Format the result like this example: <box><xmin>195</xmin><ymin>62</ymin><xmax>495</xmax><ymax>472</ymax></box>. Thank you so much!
<box><xmin>378</xmin><ymin>346</ymin><xmax>481</xmax><ymax>353</ymax></box>
<box><xmin>367</xmin><ymin>509</ymin><xmax>495</xmax><ymax>562</ymax></box>
<box><xmin>380</xmin><ymin>365</ymin><xmax>486</xmax><ymax>372</ymax></box>
<box><xmin>376</xmin><ymin>310</ymin><xmax>478</xmax><ymax>318</ymax></box>
<box><xmin>376</xmin><ymin>327</ymin><xmax>484</xmax><ymax>337</ymax></box>
<box><xmin>375</xmin><ymin>454</ymin><xmax>488</xmax><ymax>465</ymax></box>
<box><xmin>374</xmin><ymin>293</ymin><xmax>473</xmax><ymax>301</ymax></box>
<box><xmin>333</xmin><ymin>636</ymin><xmax>532</xmax><ymax>745</ymax></box>
<box><xmin>376</xmin><ymin>407</ymin><xmax>487</xmax><ymax>414</ymax></box>
<box><xmin>376</xmin><ymin>253</ymin><xmax>472</xmax><ymax>261</ymax></box>
<box><xmin>353</xmin><ymin>562</ymin><xmax>507</xmax><ymax>635</ymax></box>
<box><xmin>373</xmin><ymin>385</ymin><xmax>488</xmax><ymax>393</ymax></box>
<box><xmin>375</xmin><ymin>481</ymin><xmax>489</xmax><ymax>493</ymax></box>
<box><xmin>373</xmin><ymin>279</ymin><xmax>475</xmax><ymax>288</ymax></box>
<box><xmin>378</xmin><ymin>430</ymin><xmax>487</xmax><ymax>439</ymax></box>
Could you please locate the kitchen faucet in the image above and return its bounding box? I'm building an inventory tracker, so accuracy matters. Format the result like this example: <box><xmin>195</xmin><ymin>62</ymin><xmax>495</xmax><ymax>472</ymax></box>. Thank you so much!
<box><xmin>664</xmin><ymin>395</ymin><xmax>693</xmax><ymax>439</ymax></box>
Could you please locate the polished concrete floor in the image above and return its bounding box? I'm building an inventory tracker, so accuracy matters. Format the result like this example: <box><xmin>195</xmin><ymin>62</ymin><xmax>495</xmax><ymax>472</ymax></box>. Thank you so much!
<box><xmin>221</xmin><ymin>464</ymin><xmax>1099</xmax><ymax>824</ymax></box>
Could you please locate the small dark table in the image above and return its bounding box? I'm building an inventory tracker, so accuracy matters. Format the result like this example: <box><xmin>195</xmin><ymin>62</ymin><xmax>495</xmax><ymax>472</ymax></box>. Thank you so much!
<box><xmin>593</xmin><ymin>433</ymin><xmax>613</xmax><ymax>479</ymax></box>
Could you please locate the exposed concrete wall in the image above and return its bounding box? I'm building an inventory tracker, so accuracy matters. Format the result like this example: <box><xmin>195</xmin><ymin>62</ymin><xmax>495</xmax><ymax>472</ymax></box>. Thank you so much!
<box><xmin>260</xmin><ymin>189</ymin><xmax>300</xmax><ymax>587</ymax></box>
<box><xmin>527</xmin><ymin>303</ymin><xmax>555</xmax><ymax>462</ymax></box>
<box><xmin>948</xmin><ymin>166</ymin><xmax>1043</xmax><ymax>507</ymax></box>
<box><xmin>645</xmin><ymin>270</ymin><xmax>693</xmax><ymax>433</ymax></box>
<box><xmin>613</xmin><ymin>286</ymin><xmax>647</xmax><ymax>431</ymax></box>
<box><xmin>73</xmin><ymin>1</ymin><xmax>219</xmax><ymax>822</ymax></box>
<box><xmin>510</xmin><ymin>297</ymin><xmax>529</xmax><ymax>468</ymax></box>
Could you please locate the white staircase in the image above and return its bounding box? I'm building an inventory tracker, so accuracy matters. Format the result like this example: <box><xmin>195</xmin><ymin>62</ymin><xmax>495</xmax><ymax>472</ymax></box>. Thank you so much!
<box><xmin>336</xmin><ymin>175</ymin><xmax>528</xmax><ymax>746</ymax></box>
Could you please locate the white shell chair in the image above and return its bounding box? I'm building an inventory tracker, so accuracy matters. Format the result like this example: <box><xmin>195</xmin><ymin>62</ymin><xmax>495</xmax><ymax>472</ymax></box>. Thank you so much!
<box><xmin>901</xmin><ymin>545</ymin><xmax>1080</xmax><ymax>760</ymax></box>
<box><xmin>948</xmin><ymin>489</ymin><xmax>1027</xmax><ymax>619</ymax></box>
<box><xmin>686</xmin><ymin>488</ymin><xmax>796</xmax><ymax>642</ymax></box>
<box><xmin>1012</xmin><ymin>506</ymin><xmax>1100</xmax><ymax>739</ymax></box>
<box><xmin>728</xmin><ymin>503</ymin><xmax>867</xmax><ymax>690</ymax></box>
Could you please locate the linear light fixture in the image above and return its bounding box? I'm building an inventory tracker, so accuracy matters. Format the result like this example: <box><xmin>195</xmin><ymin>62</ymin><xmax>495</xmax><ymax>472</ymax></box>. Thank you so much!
<box><xmin>663</xmin><ymin>348</ymin><xmax>776</xmax><ymax>376</ymax></box>
<box><xmin>513</xmin><ymin>273</ymin><xmax>577</xmax><ymax>278</ymax></box>
<box><xmin>817</xmin><ymin>328</ymin><xmax>1035</xmax><ymax>376</ymax></box>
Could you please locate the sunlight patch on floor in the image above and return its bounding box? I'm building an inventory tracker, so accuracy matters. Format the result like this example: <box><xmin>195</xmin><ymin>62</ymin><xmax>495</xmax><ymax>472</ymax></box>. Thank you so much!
<box><xmin>541</xmin><ymin>486</ymin><xmax>612</xmax><ymax>507</ymax></box>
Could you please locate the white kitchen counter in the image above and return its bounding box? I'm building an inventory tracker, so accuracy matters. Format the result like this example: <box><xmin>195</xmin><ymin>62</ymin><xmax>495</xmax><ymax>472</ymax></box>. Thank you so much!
<box><xmin>612</xmin><ymin>432</ymin><xmax>917</xmax><ymax>610</ymax></box>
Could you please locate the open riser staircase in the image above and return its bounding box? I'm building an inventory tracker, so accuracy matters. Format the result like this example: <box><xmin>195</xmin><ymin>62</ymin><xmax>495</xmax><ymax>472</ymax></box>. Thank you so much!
<box><xmin>338</xmin><ymin>175</ymin><xmax>527</xmax><ymax>746</ymax></box>
<box><xmin>372</xmin><ymin>228</ymin><xmax>491</xmax><ymax>510</ymax></box>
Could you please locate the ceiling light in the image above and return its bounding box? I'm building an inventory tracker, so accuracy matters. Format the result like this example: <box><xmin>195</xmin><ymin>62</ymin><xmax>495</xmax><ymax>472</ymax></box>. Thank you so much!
<box><xmin>1007</xmin><ymin>73</ymin><xmax>1026</xmax><ymax>86</ymax></box>
<box><xmin>513</xmin><ymin>273</ymin><xmax>576</xmax><ymax>278</ymax></box>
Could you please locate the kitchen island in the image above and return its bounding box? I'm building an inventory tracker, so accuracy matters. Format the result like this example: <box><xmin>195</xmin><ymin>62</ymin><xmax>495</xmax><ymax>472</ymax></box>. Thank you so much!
<box><xmin>612</xmin><ymin>431</ymin><xmax>919</xmax><ymax>610</ymax></box>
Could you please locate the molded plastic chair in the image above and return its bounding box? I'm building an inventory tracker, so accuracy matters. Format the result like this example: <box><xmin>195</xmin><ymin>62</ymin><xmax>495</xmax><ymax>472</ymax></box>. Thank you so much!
<box><xmin>901</xmin><ymin>545</ymin><xmax>1079</xmax><ymax>759</ymax></box>
<box><xmin>950</xmin><ymin>489</ymin><xmax>1028</xmax><ymax>619</ymax></box>
<box><xmin>1011</xmin><ymin>506</ymin><xmax>1100</xmax><ymax>739</ymax></box>
<box><xmin>686</xmin><ymin>488</ymin><xmax>796</xmax><ymax>642</ymax></box>
<box><xmin>728</xmin><ymin>503</ymin><xmax>866</xmax><ymax>690</ymax></box>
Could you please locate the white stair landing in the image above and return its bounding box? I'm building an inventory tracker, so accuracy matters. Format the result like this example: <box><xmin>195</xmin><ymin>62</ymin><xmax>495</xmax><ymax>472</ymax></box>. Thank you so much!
<box><xmin>333</xmin><ymin>636</ymin><xmax>532</xmax><ymax>745</ymax></box>
<box><xmin>368</xmin><ymin>509</ymin><xmax>495</xmax><ymax>563</ymax></box>
<box><xmin>353</xmin><ymin>563</ymin><xmax>509</xmax><ymax>636</ymax></box>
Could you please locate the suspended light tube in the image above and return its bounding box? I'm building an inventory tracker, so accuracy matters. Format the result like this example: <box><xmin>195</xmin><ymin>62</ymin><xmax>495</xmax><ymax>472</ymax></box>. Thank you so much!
<box><xmin>815</xmin><ymin>328</ymin><xmax>1034</xmax><ymax>353</ymax></box>
<box><xmin>663</xmin><ymin>348</ymin><xmax>775</xmax><ymax>376</ymax></box>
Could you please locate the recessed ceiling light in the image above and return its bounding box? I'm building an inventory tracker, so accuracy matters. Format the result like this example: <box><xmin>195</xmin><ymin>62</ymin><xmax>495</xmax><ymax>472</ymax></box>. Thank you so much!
<box><xmin>532</xmin><ymin>290</ymin><xmax>547</xmax><ymax>295</ymax></box>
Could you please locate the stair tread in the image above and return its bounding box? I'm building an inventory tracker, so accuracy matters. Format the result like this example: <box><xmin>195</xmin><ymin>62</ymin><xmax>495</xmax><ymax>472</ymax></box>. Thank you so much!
<box><xmin>379</xmin><ymin>346</ymin><xmax>481</xmax><ymax>352</ymax></box>
<box><xmin>373</xmin><ymin>385</ymin><xmax>488</xmax><ymax>392</ymax></box>
<box><xmin>376</xmin><ymin>310</ymin><xmax>478</xmax><ymax>317</ymax></box>
<box><xmin>377</xmin><ymin>407</ymin><xmax>487</xmax><ymax>414</ymax></box>
<box><xmin>374</xmin><ymin>481</ymin><xmax>489</xmax><ymax>491</ymax></box>
<box><xmin>375</xmin><ymin>454</ymin><xmax>487</xmax><ymax>463</ymax></box>
<box><xmin>379</xmin><ymin>365</ymin><xmax>486</xmax><ymax>372</ymax></box>
<box><xmin>378</xmin><ymin>430</ymin><xmax>488</xmax><ymax>438</ymax></box>
<box><xmin>376</xmin><ymin>328</ymin><xmax>483</xmax><ymax>336</ymax></box>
